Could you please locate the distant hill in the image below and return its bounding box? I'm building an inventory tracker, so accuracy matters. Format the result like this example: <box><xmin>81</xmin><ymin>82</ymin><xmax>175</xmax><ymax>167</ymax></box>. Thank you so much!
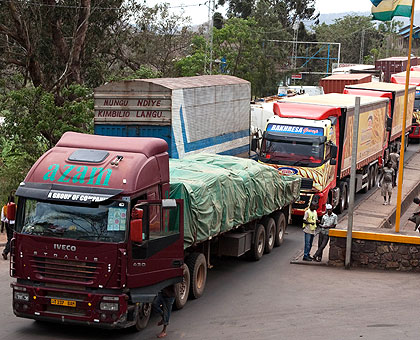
<box><xmin>305</xmin><ymin>11</ymin><xmax>420</xmax><ymax>27</ymax></box>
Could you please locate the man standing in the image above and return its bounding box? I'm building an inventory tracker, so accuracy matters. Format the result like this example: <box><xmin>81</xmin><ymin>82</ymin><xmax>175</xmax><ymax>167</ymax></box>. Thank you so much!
<box><xmin>389</xmin><ymin>152</ymin><xmax>400</xmax><ymax>187</ymax></box>
<box><xmin>152</xmin><ymin>284</ymin><xmax>176</xmax><ymax>338</ymax></box>
<box><xmin>379</xmin><ymin>161</ymin><xmax>394</xmax><ymax>205</ymax></box>
<box><xmin>313</xmin><ymin>204</ymin><xmax>337</xmax><ymax>262</ymax></box>
<box><xmin>302</xmin><ymin>202</ymin><xmax>318</xmax><ymax>261</ymax></box>
<box><xmin>2</xmin><ymin>196</ymin><xmax>16</xmax><ymax>260</ymax></box>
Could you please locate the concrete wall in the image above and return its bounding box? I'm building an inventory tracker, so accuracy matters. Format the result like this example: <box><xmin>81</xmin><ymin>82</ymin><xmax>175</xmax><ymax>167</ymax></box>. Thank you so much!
<box><xmin>329</xmin><ymin>235</ymin><xmax>420</xmax><ymax>271</ymax></box>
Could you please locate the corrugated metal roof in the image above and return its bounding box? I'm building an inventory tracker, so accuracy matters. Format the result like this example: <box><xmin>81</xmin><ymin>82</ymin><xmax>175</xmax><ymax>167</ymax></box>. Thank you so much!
<box><xmin>138</xmin><ymin>75</ymin><xmax>250</xmax><ymax>89</ymax></box>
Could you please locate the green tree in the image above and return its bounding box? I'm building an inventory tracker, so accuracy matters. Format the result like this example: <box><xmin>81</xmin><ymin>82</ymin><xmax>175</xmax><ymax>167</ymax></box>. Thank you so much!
<box><xmin>314</xmin><ymin>15</ymin><xmax>383</xmax><ymax>64</ymax></box>
<box><xmin>0</xmin><ymin>85</ymin><xmax>93</xmax><ymax>197</ymax></box>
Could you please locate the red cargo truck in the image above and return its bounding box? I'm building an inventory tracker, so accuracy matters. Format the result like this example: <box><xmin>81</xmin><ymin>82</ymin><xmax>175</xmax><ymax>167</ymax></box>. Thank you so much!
<box><xmin>10</xmin><ymin>132</ymin><xmax>299</xmax><ymax>330</ymax></box>
<box><xmin>319</xmin><ymin>74</ymin><xmax>372</xmax><ymax>94</ymax></box>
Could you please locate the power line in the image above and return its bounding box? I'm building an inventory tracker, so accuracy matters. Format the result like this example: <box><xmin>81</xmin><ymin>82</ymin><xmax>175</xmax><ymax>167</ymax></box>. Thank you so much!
<box><xmin>0</xmin><ymin>0</ymin><xmax>205</xmax><ymax>11</ymax></box>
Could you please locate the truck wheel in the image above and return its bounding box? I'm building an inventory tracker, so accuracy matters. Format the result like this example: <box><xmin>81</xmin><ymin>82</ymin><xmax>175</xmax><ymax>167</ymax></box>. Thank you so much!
<box><xmin>250</xmin><ymin>224</ymin><xmax>265</xmax><ymax>261</ymax></box>
<box><xmin>134</xmin><ymin>302</ymin><xmax>152</xmax><ymax>331</ymax></box>
<box><xmin>186</xmin><ymin>253</ymin><xmax>207</xmax><ymax>299</ymax></box>
<box><xmin>273</xmin><ymin>212</ymin><xmax>286</xmax><ymax>247</ymax></box>
<box><xmin>372</xmin><ymin>164</ymin><xmax>379</xmax><ymax>188</ymax></box>
<box><xmin>368</xmin><ymin>167</ymin><xmax>374</xmax><ymax>190</ymax></box>
<box><xmin>336</xmin><ymin>182</ymin><xmax>347</xmax><ymax>214</ymax></box>
<box><xmin>263</xmin><ymin>217</ymin><xmax>276</xmax><ymax>254</ymax></box>
<box><xmin>174</xmin><ymin>264</ymin><xmax>190</xmax><ymax>310</ymax></box>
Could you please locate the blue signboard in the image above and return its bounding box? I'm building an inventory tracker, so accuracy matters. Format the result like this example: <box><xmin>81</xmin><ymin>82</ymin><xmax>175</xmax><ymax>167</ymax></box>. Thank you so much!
<box><xmin>267</xmin><ymin>123</ymin><xmax>324</xmax><ymax>136</ymax></box>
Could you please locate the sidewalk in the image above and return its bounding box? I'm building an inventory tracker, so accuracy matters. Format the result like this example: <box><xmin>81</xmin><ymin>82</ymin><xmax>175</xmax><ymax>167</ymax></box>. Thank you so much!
<box><xmin>0</xmin><ymin>230</ymin><xmax>6</xmax><ymax>247</ymax></box>
<box><xmin>337</xmin><ymin>148</ymin><xmax>420</xmax><ymax>235</ymax></box>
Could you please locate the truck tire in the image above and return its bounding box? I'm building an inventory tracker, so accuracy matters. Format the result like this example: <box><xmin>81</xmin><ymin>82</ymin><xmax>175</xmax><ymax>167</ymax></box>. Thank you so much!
<box><xmin>249</xmin><ymin>224</ymin><xmax>266</xmax><ymax>261</ymax></box>
<box><xmin>174</xmin><ymin>264</ymin><xmax>190</xmax><ymax>310</ymax></box>
<box><xmin>372</xmin><ymin>164</ymin><xmax>379</xmax><ymax>188</ymax></box>
<box><xmin>134</xmin><ymin>302</ymin><xmax>152</xmax><ymax>331</ymax></box>
<box><xmin>263</xmin><ymin>217</ymin><xmax>276</xmax><ymax>254</ymax></box>
<box><xmin>368</xmin><ymin>167</ymin><xmax>374</xmax><ymax>190</ymax></box>
<box><xmin>186</xmin><ymin>253</ymin><xmax>207</xmax><ymax>300</ymax></box>
<box><xmin>273</xmin><ymin>212</ymin><xmax>286</xmax><ymax>247</ymax></box>
<box><xmin>336</xmin><ymin>182</ymin><xmax>347</xmax><ymax>214</ymax></box>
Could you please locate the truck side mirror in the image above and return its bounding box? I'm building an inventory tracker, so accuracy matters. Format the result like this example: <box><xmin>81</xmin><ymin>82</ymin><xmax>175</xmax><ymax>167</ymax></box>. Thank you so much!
<box><xmin>387</xmin><ymin>117</ymin><xmax>392</xmax><ymax>131</ymax></box>
<box><xmin>130</xmin><ymin>207</ymin><xmax>143</xmax><ymax>243</ymax></box>
<box><xmin>331</xmin><ymin>145</ymin><xmax>338</xmax><ymax>159</ymax></box>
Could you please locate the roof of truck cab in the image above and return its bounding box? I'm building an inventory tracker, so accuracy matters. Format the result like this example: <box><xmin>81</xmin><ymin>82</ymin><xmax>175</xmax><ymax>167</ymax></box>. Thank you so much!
<box><xmin>22</xmin><ymin>132</ymin><xmax>169</xmax><ymax>196</ymax></box>
<box><xmin>273</xmin><ymin>102</ymin><xmax>340</xmax><ymax>120</ymax></box>
<box><xmin>56</xmin><ymin>132</ymin><xmax>167</xmax><ymax>158</ymax></box>
<box><xmin>280</xmin><ymin>93</ymin><xmax>389</xmax><ymax>109</ymax></box>
<box><xmin>343</xmin><ymin>88</ymin><xmax>393</xmax><ymax>99</ymax></box>
<box><xmin>391</xmin><ymin>71</ymin><xmax>420</xmax><ymax>85</ymax></box>
<box><xmin>345</xmin><ymin>81</ymin><xmax>414</xmax><ymax>93</ymax></box>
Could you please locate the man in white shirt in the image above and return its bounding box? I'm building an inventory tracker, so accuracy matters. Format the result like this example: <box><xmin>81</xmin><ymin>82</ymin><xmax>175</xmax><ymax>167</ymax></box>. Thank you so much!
<box><xmin>313</xmin><ymin>204</ymin><xmax>337</xmax><ymax>262</ymax></box>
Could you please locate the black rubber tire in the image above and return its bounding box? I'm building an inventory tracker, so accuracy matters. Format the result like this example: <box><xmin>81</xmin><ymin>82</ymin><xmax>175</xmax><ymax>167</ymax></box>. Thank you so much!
<box><xmin>185</xmin><ymin>253</ymin><xmax>207</xmax><ymax>299</ymax></box>
<box><xmin>372</xmin><ymin>164</ymin><xmax>378</xmax><ymax>189</ymax></box>
<box><xmin>263</xmin><ymin>217</ymin><xmax>276</xmax><ymax>254</ymax></box>
<box><xmin>174</xmin><ymin>264</ymin><xmax>190</xmax><ymax>310</ymax></box>
<box><xmin>273</xmin><ymin>212</ymin><xmax>286</xmax><ymax>247</ymax></box>
<box><xmin>134</xmin><ymin>302</ymin><xmax>152</xmax><ymax>331</ymax></box>
<box><xmin>336</xmin><ymin>182</ymin><xmax>347</xmax><ymax>214</ymax></box>
<box><xmin>250</xmin><ymin>224</ymin><xmax>265</xmax><ymax>261</ymax></box>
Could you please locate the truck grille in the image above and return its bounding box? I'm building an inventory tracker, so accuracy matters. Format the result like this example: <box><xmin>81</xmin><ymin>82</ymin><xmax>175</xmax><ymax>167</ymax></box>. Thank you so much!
<box><xmin>32</xmin><ymin>257</ymin><xmax>99</xmax><ymax>285</ymax></box>
<box><xmin>300</xmin><ymin>178</ymin><xmax>313</xmax><ymax>190</ymax></box>
<box><xmin>293</xmin><ymin>195</ymin><xmax>311</xmax><ymax>210</ymax></box>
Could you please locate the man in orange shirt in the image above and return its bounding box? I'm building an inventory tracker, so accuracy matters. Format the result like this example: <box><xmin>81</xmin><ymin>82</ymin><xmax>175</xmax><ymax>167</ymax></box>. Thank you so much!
<box><xmin>2</xmin><ymin>196</ymin><xmax>16</xmax><ymax>260</ymax></box>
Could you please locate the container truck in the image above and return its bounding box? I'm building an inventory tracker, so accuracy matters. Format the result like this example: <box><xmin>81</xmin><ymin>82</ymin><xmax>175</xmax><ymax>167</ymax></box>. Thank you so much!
<box><xmin>344</xmin><ymin>82</ymin><xmax>416</xmax><ymax>153</ymax></box>
<box><xmin>94</xmin><ymin>75</ymin><xmax>251</xmax><ymax>158</ymax></box>
<box><xmin>319</xmin><ymin>74</ymin><xmax>372</xmax><ymax>94</ymax></box>
<box><xmin>255</xmin><ymin>93</ymin><xmax>389</xmax><ymax>215</ymax></box>
<box><xmin>375</xmin><ymin>56</ymin><xmax>418</xmax><ymax>82</ymax></box>
<box><xmin>390</xmin><ymin>71</ymin><xmax>420</xmax><ymax>141</ymax></box>
<box><xmin>10</xmin><ymin>132</ymin><xmax>300</xmax><ymax>330</ymax></box>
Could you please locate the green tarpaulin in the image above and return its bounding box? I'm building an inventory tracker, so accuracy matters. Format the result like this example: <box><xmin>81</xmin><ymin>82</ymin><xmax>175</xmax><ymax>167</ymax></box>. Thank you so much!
<box><xmin>169</xmin><ymin>154</ymin><xmax>301</xmax><ymax>249</ymax></box>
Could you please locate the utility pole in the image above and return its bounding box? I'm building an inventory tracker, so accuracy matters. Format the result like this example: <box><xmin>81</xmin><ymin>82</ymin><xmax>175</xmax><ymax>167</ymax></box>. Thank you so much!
<box><xmin>359</xmin><ymin>29</ymin><xmax>365</xmax><ymax>64</ymax></box>
<box><xmin>292</xmin><ymin>21</ymin><xmax>299</xmax><ymax>70</ymax></box>
<box><xmin>209</xmin><ymin>0</ymin><xmax>215</xmax><ymax>74</ymax></box>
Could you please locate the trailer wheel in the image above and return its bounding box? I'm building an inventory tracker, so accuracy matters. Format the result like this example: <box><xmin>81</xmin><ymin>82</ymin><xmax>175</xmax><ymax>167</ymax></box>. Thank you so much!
<box><xmin>134</xmin><ymin>302</ymin><xmax>152</xmax><ymax>331</ymax></box>
<box><xmin>186</xmin><ymin>253</ymin><xmax>207</xmax><ymax>299</ymax></box>
<box><xmin>373</xmin><ymin>164</ymin><xmax>379</xmax><ymax>188</ymax></box>
<box><xmin>368</xmin><ymin>167</ymin><xmax>374</xmax><ymax>190</ymax></box>
<box><xmin>273</xmin><ymin>212</ymin><xmax>286</xmax><ymax>247</ymax></box>
<box><xmin>174</xmin><ymin>264</ymin><xmax>190</xmax><ymax>310</ymax></box>
<box><xmin>263</xmin><ymin>217</ymin><xmax>276</xmax><ymax>254</ymax></box>
<box><xmin>336</xmin><ymin>182</ymin><xmax>347</xmax><ymax>214</ymax></box>
<box><xmin>249</xmin><ymin>224</ymin><xmax>265</xmax><ymax>261</ymax></box>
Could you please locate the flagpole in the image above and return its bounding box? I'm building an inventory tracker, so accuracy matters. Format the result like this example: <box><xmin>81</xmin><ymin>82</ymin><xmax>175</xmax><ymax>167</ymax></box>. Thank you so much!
<box><xmin>395</xmin><ymin>0</ymin><xmax>415</xmax><ymax>233</ymax></box>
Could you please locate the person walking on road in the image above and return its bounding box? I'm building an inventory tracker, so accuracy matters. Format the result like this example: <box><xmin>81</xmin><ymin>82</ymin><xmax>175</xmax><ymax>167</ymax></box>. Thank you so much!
<box><xmin>379</xmin><ymin>161</ymin><xmax>394</xmax><ymax>206</ymax></box>
<box><xmin>1</xmin><ymin>203</ymin><xmax>6</xmax><ymax>233</ymax></box>
<box><xmin>389</xmin><ymin>152</ymin><xmax>400</xmax><ymax>187</ymax></box>
<box><xmin>302</xmin><ymin>202</ymin><xmax>319</xmax><ymax>261</ymax></box>
<box><xmin>313</xmin><ymin>204</ymin><xmax>337</xmax><ymax>262</ymax></box>
<box><xmin>2</xmin><ymin>196</ymin><xmax>16</xmax><ymax>260</ymax></box>
<box><xmin>152</xmin><ymin>284</ymin><xmax>176</xmax><ymax>338</ymax></box>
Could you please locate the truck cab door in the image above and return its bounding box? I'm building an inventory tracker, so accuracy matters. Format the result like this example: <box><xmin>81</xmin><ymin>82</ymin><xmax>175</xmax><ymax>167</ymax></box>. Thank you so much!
<box><xmin>127</xmin><ymin>199</ymin><xmax>184</xmax><ymax>288</ymax></box>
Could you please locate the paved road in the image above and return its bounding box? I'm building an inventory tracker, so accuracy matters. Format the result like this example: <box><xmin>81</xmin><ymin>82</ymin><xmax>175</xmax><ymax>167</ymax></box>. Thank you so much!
<box><xmin>2</xmin><ymin>225</ymin><xmax>420</xmax><ymax>340</ymax></box>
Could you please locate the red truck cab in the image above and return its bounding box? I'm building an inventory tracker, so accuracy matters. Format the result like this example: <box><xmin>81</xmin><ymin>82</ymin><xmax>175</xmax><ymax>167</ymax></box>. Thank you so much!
<box><xmin>11</xmin><ymin>132</ymin><xmax>184</xmax><ymax>329</ymax></box>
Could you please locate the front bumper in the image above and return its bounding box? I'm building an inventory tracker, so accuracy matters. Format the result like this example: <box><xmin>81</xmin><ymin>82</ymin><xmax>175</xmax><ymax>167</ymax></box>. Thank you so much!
<box><xmin>11</xmin><ymin>283</ymin><xmax>130</xmax><ymax>329</ymax></box>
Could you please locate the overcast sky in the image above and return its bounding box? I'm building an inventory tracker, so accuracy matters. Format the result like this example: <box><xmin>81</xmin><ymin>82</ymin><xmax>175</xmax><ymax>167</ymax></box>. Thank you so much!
<box><xmin>144</xmin><ymin>0</ymin><xmax>419</xmax><ymax>25</ymax></box>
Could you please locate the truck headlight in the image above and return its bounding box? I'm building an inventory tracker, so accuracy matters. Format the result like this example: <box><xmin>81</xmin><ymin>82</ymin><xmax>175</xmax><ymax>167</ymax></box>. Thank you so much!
<box><xmin>14</xmin><ymin>292</ymin><xmax>29</xmax><ymax>301</ymax></box>
<box><xmin>100</xmin><ymin>302</ymin><xmax>119</xmax><ymax>311</ymax></box>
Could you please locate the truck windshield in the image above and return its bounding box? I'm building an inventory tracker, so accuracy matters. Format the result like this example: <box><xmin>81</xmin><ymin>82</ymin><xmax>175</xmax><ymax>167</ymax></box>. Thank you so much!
<box><xmin>18</xmin><ymin>199</ymin><xmax>127</xmax><ymax>243</ymax></box>
<box><xmin>260</xmin><ymin>139</ymin><xmax>324</xmax><ymax>167</ymax></box>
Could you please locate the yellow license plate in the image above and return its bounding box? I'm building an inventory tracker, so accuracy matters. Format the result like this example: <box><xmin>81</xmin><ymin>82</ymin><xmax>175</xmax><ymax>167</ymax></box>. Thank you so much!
<box><xmin>51</xmin><ymin>298</ymin><xmax>76</xmax><ymax>307</ymax></box>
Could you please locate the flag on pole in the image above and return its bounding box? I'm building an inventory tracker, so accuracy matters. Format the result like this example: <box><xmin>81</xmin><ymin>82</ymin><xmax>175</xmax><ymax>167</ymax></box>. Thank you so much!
<box><xmin>371</xmin><ymin>0</ymin><xmax>413</xmax><ymax>21</ymax></box>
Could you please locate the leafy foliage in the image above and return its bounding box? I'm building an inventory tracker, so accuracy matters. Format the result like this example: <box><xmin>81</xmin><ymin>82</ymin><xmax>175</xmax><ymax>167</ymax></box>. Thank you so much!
<box><xmin>0</xmin><ymin>85</ymin><xmax>93</xmax><ymax>200</ymax></box>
